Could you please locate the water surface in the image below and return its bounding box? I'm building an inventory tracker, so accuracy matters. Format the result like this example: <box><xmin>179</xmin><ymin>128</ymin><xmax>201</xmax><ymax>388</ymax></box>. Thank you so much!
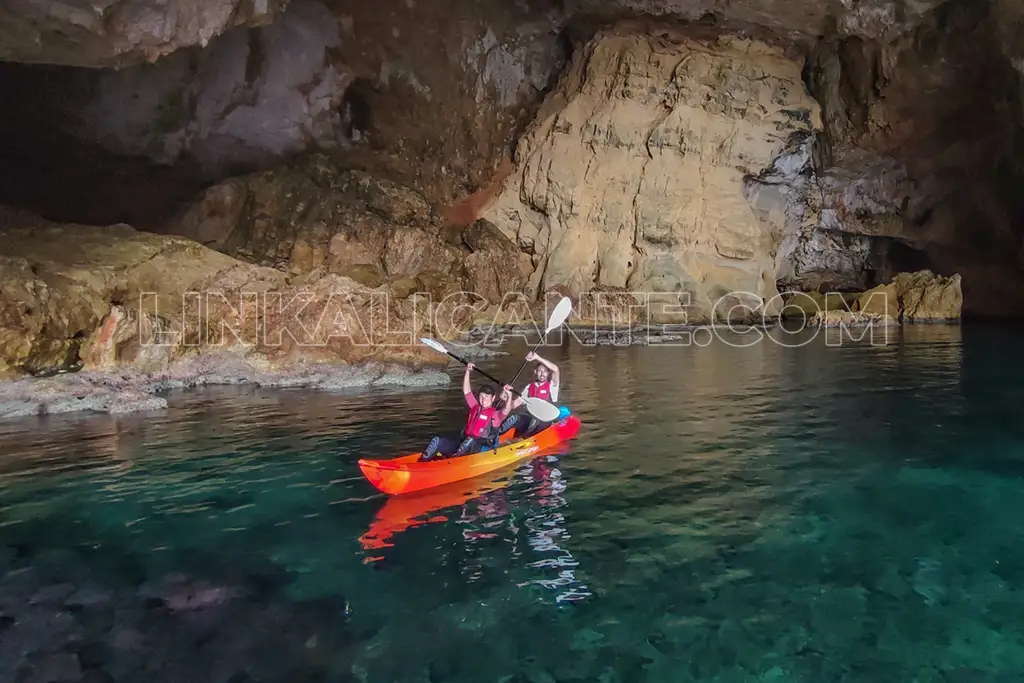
<box><xmin>2</xmin><ymin>324</ymin><xmax>1024</xmax><ymax>682</ymax></box>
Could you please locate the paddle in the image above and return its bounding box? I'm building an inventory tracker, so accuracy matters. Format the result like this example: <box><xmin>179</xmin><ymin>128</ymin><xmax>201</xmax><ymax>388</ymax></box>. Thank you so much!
<box><xmin>419</xmin><ymin>337</ymin><xmax>561</xmax><ymax>422</ymax></box>
<box><xmin>507</xmin><ymin>296</ymin><xmax>573</xmax><ymax>388</ymax></box>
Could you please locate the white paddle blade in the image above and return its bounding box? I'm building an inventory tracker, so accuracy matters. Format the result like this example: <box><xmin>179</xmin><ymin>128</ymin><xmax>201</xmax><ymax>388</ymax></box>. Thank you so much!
<box><xmin>523</xmin><ymin>397</ymin><xmax>561</xmax><ymax>422</ymax></box>
<box><xmin>546</xmin><ymin>296</ymin><xmax>573</xmax><ymax>333</ymax></box>
<box><xmin>419</xmin><ymin>337</ymin><xmax>449</xmax><ymax>354</ymax></box>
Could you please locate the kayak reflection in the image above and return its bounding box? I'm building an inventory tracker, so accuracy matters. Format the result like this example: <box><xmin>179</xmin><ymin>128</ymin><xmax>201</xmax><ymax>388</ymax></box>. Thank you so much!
<box><xmin>463</xmin><ymin>446</ymin><xmax>592</xmax><ymax>605</ymax></box>
<box><xmin>358</xmin><ymin>445</ymin><xmax>591</xmax><ymax>604</ymax></box>
<box><xmin>358</xmin><ymin>461</ymin><xmax>523</xmax><ymax>553</ymax></box>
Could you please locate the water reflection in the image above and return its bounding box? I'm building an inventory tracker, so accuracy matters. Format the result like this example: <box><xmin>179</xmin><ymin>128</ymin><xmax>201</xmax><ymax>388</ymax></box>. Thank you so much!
<box><xmin>513</xmin><ymin>454</ymin><xmax>592</xmax><ymax>604</ymax></box>
<box><xmin>3</xmin><ymin>324</ymin><xmax>1024</xmax><ymax>681</ymax></box>
<box><xmin>359</xmin><ymin>444</ymin><xmax>592</xmax><ymax>604</ymax></box>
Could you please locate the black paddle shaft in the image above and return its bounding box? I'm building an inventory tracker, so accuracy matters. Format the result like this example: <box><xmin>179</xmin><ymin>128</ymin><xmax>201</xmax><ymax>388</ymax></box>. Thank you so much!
<box><xmin>441</xmin><ymin>349</ymin><xmax>528</xmax><ymax>400</ymax></box>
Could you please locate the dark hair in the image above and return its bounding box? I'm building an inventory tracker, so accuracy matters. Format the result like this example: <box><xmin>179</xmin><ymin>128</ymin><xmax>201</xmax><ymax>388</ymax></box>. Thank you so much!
<box><xmin>478</xmin><ymin>385</ymin><xmax>497</xmax><ymax>397</ymax></box>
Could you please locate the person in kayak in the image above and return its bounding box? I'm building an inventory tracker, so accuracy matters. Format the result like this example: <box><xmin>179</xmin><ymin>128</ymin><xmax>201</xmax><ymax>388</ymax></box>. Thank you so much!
<box><xmin>497</xmin><ymin>351</ymin><xmax>561</xmax><ymax>439</ymax></box>
<box><xmin>419</xmin><ymin>362</ymin><xmax>514</xmax><ymax>462</ymax></box>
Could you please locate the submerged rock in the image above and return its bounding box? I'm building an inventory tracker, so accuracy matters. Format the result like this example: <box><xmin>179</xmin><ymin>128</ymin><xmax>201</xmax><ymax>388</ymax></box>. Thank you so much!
<box><xmin>0</xmin><ymin>357</ymin><xmax>450</xmax><ymax>419</ymax></box>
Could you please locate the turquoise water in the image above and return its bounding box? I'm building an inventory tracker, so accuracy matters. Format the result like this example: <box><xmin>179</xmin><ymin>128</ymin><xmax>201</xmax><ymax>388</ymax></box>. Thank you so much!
<box><xmin>2</xmin><ymin>324</ymin><xmax>1024</xmax><ymax>681</ymax></box>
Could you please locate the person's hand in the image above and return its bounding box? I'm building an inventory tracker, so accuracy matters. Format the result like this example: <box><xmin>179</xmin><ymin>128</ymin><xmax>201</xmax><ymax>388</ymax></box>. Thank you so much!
<box><xmin>466</xmin><ymin>362</ymin><xmax>475</xmax><ymax>371</ymax></box>
<box><xmin>502</xmin><ymin>384</ymin><xmax>513</xmax><ymax>394</ymax></box>
<box><xmin>525</xmin><ymin>351</ymin><xmax>537</xmax><ymax>361</ymax></box>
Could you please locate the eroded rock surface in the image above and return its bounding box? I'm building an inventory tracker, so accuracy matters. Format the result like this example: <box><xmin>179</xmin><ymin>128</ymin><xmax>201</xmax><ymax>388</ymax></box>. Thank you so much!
<box><xmin>0</xmin><ymin>0</ymin><xmax>290</xmax><ymax>67</ymax></box>
<box><xmin>0</xmin><ymin>207</ymin><xmax>451</xmax><ymax>400</ymax></box>
<box><xmin>6</xmin><ymin>0</ymin><xmax>568</xmax><ymax>200</ymax></box>
<box><xmin>168</xmin><ymin>156</ymin><xmax>528</xmax><ymax>304</ymax></box>
<box><xmin>801</xmin><ymin>0</ymin><xmax>1024</xmax><ymax>313</ymax></box>
<box><xmin>562</xmin><ymin>0</ymin><xmax>953</xmax><ymax>45</ymax></box>
<box><xmin>0</xmin><ymin>0</ymin><xmax>1021</xmax><ymax>323</ymax></box>
<box><xmin>803</xmin><ymin>269</ymin><xmax>962</xmax><ymax>326</ymax></box>
<box><xmin>485</xmin><ymin>26</ymin><xmax>822</xmax><ymax>323</ymax></box>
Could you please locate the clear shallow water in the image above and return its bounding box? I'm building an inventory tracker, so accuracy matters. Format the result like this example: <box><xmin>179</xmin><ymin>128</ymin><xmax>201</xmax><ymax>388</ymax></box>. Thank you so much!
<box><xmin>2</xmin><ymin>325</ymin><xmax>1024</xmax><ymax>681</ymax></box>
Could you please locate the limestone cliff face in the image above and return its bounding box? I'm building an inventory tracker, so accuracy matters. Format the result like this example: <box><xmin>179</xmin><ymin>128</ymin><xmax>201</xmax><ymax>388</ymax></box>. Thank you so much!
<box><xmin>0</xmin><ymin>0</ymin><xmax>1023</xmax><ymax>324</ymax></box>
<box><xmin>0</xmin><ymin>0</ymin><xmax>290</xmax><ymax>67</ymax></box>
<box><xmin>484</xmin><ymin>27</ymin><xmax>822</xmax><ymax>323</ymax></box>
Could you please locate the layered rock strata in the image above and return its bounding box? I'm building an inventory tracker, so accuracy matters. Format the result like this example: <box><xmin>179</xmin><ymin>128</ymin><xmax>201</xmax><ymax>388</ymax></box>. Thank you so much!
<box><xmin>167</xmin><ymin>156</ymin><xmax>530</xmax><ymax>306</ymax></box>
<box><xmin>791</xmin><ymin>270</ymin><xmax>963</xmax><ymax>327</ymax></box>
<box><xmin>484</xmin><ymin>27</ymin><xmax>824</xmax><ymax>324</ymax></box>
<box><xmin>0</xmin><ymin>207</ymin><xmax>453</xmax><ymax>416</ymax></box>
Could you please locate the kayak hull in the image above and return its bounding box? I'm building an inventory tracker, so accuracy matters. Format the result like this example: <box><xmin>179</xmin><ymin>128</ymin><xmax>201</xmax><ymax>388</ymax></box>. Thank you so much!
<box><xmin>358</xmin><ymin>412</ymin><xmax>581</xmax><ymax>496</ymax></box>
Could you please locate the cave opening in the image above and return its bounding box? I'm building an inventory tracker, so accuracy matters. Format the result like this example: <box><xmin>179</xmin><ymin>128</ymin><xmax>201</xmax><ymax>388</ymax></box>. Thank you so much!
<box><xmin>342</xmin><ymin>78</ymin><xmax>374</xmax><ymax>142</ymax></box>
<box><xmin>0</xmin><ymin>61</ymin><xmax>210</xmax><ymax>231</ymax></box>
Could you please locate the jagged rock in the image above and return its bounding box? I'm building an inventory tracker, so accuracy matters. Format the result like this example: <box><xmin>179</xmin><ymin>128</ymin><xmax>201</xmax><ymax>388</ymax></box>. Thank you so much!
<box><xmin>388</xmin><ymin>278</ymin><xmax>420</xmax><ymax>300</ymax></box>
<box><xmin>485</xmin><ymin>26</ymin><xmax>822</xmax><ymax>324</ymax></box>
<box><xmin>0</xmin><ymin>207</ymin><xmax>448</xmax><ymax>379</ymax></box>
<box><xmin>4</xmin><ymin>0</ymin><xmax>567</xmax><ymax>201</ymax></box>
<box><xmin>172</xmin><ymin>158</ymin><xmax>455</xmax><ymax>273</ymax></box>
<box><xmin>170</xmin><ymin>157</ymin><xmax>525</xmax><ymax>304</ymax></box>
<box><xmin>781</xmin><ymin>291</ymin><xmax>861</xmax><ymax>318</ymax></box>
<box><xmin>562</xmin><ymin>0</ymin><xmax>951</xmax><ymax>45</ymax></box>
<box><xmin>0</xmin><ymin>0</ymin><xmax>291</xmax><ymax>67</ymax></box>
<box><xmin>810</xmin><ymin>310</ymin><xmax>897</xmax><ymax>328</ymax></box>
<box><xmin>858</xmin><ymin>270</ymin><xmax>963</xmax><ymax>322</ymax></box>
<box><xmin>801</xmin><ymin>2</ymin><xmax>1024</xmax><ymax>314</ymax></box>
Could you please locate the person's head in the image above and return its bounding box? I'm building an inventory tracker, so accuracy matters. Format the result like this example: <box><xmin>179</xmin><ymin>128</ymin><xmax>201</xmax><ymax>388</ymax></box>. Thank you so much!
<box><xmin>477</xmin><ymin>385</ymin><xmax>498</xmax><ymax>407</ymax></box>
<box><xmin>533</xmin><ymin>363</ymin><xmax>551</xmax><ymax>383</ymax></box>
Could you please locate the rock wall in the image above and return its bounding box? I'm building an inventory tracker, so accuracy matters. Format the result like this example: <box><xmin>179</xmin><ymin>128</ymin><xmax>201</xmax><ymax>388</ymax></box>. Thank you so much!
<box><xmin>803</xmin><ymin>0</ymin><xmax>1024</xmax><ymax>314</ymax></box>
<box><xmin>0</xmin><ymin>0</ymin><xmax>962</xmax><ymax>70</ymax></box>
<box><xmin>481</xmin><ymin>1</ymin><xmax>1024</xmax><ymax>320</ymax></box>
<box><xmin>0</xmin><ymin>0</ymin><xmax>1023</xmax><ymax>323</ymax></box>
<box><xmin>483</xmin><ymin>26</ymin><xmax>823</xmax><ymax>323</ymax></box>
<box><xmin>166</xmin><ymin>155</ymin><xmax>530</xmax><ymax>305</ymax></box>
<box><xmin>0</xmin><ymin>0</ymin><xmax>291</xmax><ymax>67</ymax></box>
<box><xmin>0</xmin><ymin>206</ymin><xmax>452</xmax><ymax>379</ymax></box>
<box><xmin>3</xmin><ymin>0</ymin><xmax>568</xmax><ymax>201</ymax></box>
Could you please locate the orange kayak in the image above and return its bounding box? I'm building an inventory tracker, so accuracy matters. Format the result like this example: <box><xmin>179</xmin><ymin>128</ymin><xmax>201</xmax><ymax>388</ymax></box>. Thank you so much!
<box><xmin>358</xmin><ymin>409</ymin><xmax>582</xmax><ymax>495</ymax></box>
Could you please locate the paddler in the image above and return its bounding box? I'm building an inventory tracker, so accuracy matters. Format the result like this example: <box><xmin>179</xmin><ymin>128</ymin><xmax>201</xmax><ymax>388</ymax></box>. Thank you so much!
<box><xmin>419</xmin><ymin>362</ymin><xmax>514</xmax><ymax>462</ymax></box>
<box><xmin>497</xmin><ymin>351</ymin><xmax>561</xmax><ymax>439</ymax></box>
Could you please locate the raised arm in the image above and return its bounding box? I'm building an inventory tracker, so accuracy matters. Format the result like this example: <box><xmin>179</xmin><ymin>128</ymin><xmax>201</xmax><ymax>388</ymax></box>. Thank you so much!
<box><xmin>527</xmin><ymin>352</ymin><xmax>560</xmax><ymax>385</ymax></box>
<box><xmin>497</xmin><ymin>385</ymin><xmax>514</xmax><ymax>419</ymax></box>
<box><xmin>462</xmin><ymin>363</ymin><xmax>476</xmax><ymax>406</ymax></box>
<box><xmin>509</xmin><ymin>389</ymin><xmax>525</xmax><ymax>410</ymax></box>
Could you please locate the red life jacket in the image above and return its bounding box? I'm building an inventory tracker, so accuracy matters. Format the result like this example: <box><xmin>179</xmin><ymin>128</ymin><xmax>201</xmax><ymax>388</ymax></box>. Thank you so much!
<box><xmin>465</xmin><ymin>404</ymin><xmax>498</xmax><ymax>438</ymax></box>
<box><xmin>527</xmin><ymin>380</ymin><xmax>552</xmax><ymax>400</ymax></box>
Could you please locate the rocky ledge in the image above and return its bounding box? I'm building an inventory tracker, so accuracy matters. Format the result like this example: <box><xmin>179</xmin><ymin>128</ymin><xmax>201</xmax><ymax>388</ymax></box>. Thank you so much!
<box><xmin>782</xmin><ymin>270</ymin><xmax>964</xmax><ymax>327</ymax></box>
<box><xmin>0</xmin><ymin>207</ymin><xmax>458</xmax><ymax>418</ymax></box>
<box><xmin>459</xmin><ymin>271</ymin><xmax>961</xmax><ymax>347</ymax></box>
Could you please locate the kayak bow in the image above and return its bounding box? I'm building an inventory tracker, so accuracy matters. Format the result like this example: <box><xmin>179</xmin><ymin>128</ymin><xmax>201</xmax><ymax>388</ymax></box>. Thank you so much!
<box><xmin>358</xmin><ymin>408</ymin><xmax>582</xmax><ymax>495</ymax></box>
